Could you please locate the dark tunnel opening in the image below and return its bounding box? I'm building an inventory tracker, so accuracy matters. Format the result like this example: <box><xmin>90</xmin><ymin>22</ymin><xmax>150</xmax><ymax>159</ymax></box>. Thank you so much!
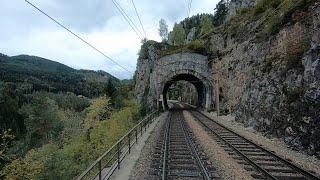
<box><xmin>162</xmin><ymin>74</ymin><xmax>205</xmax><ymax>109</ymax></box>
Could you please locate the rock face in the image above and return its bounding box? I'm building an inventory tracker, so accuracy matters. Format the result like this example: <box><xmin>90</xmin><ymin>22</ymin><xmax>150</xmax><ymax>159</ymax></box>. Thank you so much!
<box><xmin>135</xmin><ymin>2</ymin><xmax>320</xmax><ymax>156</ymax></box>
<box><xmin>185</xmin><ymin>27</ymin><xmax>197</xmax><ymax>44</ymax></box>
<box><xmin>213</xmin><ymin>3</ymin><xmax>320</xmax><ymax>155</ymax></box>
<box><xmin>227</xmin><ymin>0</ymin><xmax>257</xmax><ymax>20</ymax></box>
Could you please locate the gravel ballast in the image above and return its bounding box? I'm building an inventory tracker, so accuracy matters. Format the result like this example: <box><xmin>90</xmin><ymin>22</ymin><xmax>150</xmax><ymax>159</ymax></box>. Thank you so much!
<box><xmin>183</xmin><ymin>110</ymin><xmax>255</xmax><ymax>180</ymax></box>
<box><xmin>202</xmin><ymin>111</ymin><xmax>320</xmax><ymax>176</ymax></box>
<box><xmin>110</xmin><ymin>112</ymin><xmax>166</xmax><ymax>180</ymax></box>
<box><xmin>129</xmin><ymin>112</ymin><xmax>168</xmax><ymax>180</ymax></box>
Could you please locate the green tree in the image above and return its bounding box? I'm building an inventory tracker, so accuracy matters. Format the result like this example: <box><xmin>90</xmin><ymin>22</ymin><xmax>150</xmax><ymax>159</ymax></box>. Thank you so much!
<box><xmin>2</xmin><ymin>97</ymin><xmax>140</xmax><ymax>179</ymax></box>
<box><xmin>0</xmin><ymin>83</ymin><xmax>24</xmax><ymax>136</ymax></box>
<box><xmin>200</xmin><ymin>16</ymin><xmax>213</xmax><ymax>35</ymax></box>
<box><xmin>105</xmin><ymin>79</ymin><xmax>118</xmax><ymax>107</ymax></box>
<box><xmin>213</xmin><ymin>0</ymin><xmax>228</xmax><ymax>26</ymax></box>
<box><xmin>20</xmin><ymin>94</ymin><xmax>62</xmax><ymax>147</ymax></box>
<box><xmin>158</xmin><ymin>18</ymin><xmax>169</xmax><ymax>42</ymax></box>
<box><xmin>47</xmin><ymin>92</ymin><xmax>90</xmax><ymax>112</ymax></box>
<box><xmin>172</xmin><ymin>23</ymin><xmax>186</xmax><ymax>46</ymax></box>
<box><xmin>0</xmin><ymin>129</ymin><xmax>15</xmax><ymax>171</ymax></box>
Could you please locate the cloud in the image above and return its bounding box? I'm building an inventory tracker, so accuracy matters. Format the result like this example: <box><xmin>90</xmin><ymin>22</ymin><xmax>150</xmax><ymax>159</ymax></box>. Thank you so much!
<box><xmin>0</xmin><ymin>0</ymin><xmax>220</xmax><ymax>79</ymax></box>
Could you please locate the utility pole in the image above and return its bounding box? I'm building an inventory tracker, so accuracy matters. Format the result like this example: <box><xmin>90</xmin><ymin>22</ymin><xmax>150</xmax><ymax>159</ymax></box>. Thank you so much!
<box><xmin>189</xmin><ymin>86</ymin><xmax>192</xmax><ymax>105</ymax></box>
<box><xmin>212</xmin><ymin>60</ymin><xmax>220</xmax><ymax>116</ymax></box>
<box><xmin>215</xmin><ymin>77</ymin><xmax>220</xmax><ymax>116</ymax></box>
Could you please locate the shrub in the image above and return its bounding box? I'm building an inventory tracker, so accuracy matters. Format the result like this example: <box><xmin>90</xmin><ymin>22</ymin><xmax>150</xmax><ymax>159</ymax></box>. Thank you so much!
<box><xmin>200</xmin><ymin>16</ymin><xmax>214</xmax><ymax>36</ymax></box>
<box><xmin>253</xmin><ymin>0</ymin><xmax>282</xmax><ymax>15</ymax></box>
<box><xmin>19</xmin><ymin>95</ymin><xmax>62</xmax><ymax>148</ymax></box>
<box><xmin>138</xmin><ymin>42</ymin><xmax>149</xmax><ymax>59</ymax></box>
<box><xmin>238</xmin><ymin>7</ymin><xmax>251</xmax><ymax>15</ymax></box>
<box><xmin>255</xmin><ymin>0</ymin><xmax>314</xmax><ymax>41</ymax></box>
<box><xmin>187</xmin><ymin>40</ymin><xmax>206</xmax><ymax>53</ymax></box>
<box><xmin>172</xmin><ymin>24</ymin><xmax>186</xmax><ymax>46</ymax></box>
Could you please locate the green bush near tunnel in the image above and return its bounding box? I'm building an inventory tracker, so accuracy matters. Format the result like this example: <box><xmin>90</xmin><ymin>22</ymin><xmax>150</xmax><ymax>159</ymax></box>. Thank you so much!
<box><xmin>187</xmin><ymin>40</ymin><xmax>207</xmax><ymax>54</ymax></box>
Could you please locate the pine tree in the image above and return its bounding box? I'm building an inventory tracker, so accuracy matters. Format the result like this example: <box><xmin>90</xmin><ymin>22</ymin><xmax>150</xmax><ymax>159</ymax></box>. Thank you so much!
<box><xmin>105</xmin><ymin>79</ymin><xmax>117</xmax><ymax>106</ymax></box>
<box><xmin>200</xmin><ymin>16</ymin><xmax>214</xmax><ymax>35</ymax></box>
<box><xmin>213</xmin><ymin>0</ymin><xmax>228</xmax><ymax>26</ymax></box>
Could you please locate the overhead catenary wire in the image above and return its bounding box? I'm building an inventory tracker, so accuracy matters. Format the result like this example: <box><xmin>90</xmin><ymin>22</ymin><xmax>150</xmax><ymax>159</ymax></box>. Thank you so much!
<box><xmin>187</xmin><ymin>0</ymin><xmax>193</xmax><ymax>17</ymax></box>
<box><xmin>24</xmin><ymin>0</ymin><xmax>133</xmax><ymax>75</ymax></box>
<box><xmin>187</xmin><ymin>0</ymin><xmax>191</xmax><ymax>17</ymax></box>
<box><xmin>112</xmin><ymin>0</ymin><xmax>144</xmax><ymax>40</ymax></box>
<box><xmin>131</xmin><ymin>0</ymin><xmax>147</xmax><ymax>38</ymax></box>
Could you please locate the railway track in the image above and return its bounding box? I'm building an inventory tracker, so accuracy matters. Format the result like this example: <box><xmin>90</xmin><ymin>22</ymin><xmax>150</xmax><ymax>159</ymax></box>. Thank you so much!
<box><xmin>190</xmin><ymin>110</ymin><xmax>320</xmax><ymax>180</ymax></box>
<box><xmin>150</xmin><ymin>110</ymin><xmax>219</xmax><ymax>179</ymax></box>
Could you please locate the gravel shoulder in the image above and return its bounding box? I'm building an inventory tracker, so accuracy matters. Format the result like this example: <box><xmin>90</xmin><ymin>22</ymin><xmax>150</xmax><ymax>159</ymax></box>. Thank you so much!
<box><xmin>129</xmin><ymin>112</ymin><xmax>168</xmax><ymax>180</ymax></box>
<box><xmin>202</xmin><ymin>110</ymin><xmax>320</xmax><ymax>176</ymax></box>
<box><xmin>183</xmin><ymin>110</ymin><xmax>254</xmax><ymax>180</ymax></box>
<box><xmin>110</xmin><ymin>112</ymin><xmax>167</xmax><ymax>180</ymax></box>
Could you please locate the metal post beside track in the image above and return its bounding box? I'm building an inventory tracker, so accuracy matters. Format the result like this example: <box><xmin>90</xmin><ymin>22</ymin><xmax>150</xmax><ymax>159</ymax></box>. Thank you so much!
<box><xmin>117</xmin><ymin>143</ymin><xmax>120</xmax><ymax>169</ymax></box>
<box><xmin>98</xmin><ymin>160</ymin><xmax>102</xmax><ymax>180</ymax></box>
<box><xmin>135</xmin><ymin>128</ymin><xmax>138</xmax><ymax>143</ymax></box>
<box><xmin>128</xmin><ymin>133</ymin><xmax>131</xmax><ymax>154</ymax></box>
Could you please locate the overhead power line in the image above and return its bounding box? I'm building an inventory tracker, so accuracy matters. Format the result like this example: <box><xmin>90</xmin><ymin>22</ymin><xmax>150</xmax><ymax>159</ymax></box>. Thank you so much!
<box><xmin>187</xmin><ymin>0</ymin><xmax>190</xmax><ymax>17</ymax></box>
<box><xmin>24</xmin><ymin>0</ymin><xmax>133</xmax><ymax>75</ymax></box>
<box><xmin>187</xmin><ymin>0</ymin><xmax>193</xmax><ymax>17</ymax></box>
<box><xmin>111</xmin><ymin>0</ymin><xmax>144</xmax><ymax>40</ymax></box>
<box><xmin>131</xmin><ymin>0</ymin><xmax>147</xmax><ymax>38</ymax></box>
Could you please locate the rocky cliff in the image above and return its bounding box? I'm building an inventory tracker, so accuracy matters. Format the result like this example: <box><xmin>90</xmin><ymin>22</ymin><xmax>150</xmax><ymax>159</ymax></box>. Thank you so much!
<box><xmin>227</xmin><ymin>0</ymin><xmax>257</xmax><ymax>19</ymax></box>
<box><xmin>135</xmin><ymin>0</ymin><xmax>320</xmax><ymax>156</ymax></box>
<box><xmin>214</xmin><ymin>2</ymin><xmax>320</xmax><ymax>156</ymax></box>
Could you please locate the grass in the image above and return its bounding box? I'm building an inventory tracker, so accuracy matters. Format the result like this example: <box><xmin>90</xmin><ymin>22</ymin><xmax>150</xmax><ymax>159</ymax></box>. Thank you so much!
<box><xmin>160</xmin><ymin>40</ymin><xmax>207</xmax><ymax>57</ymax></box>
<box><xmin>253</xmin><ymin>0</ymin><xmax>282</xmax><ymax>15</ymax></box>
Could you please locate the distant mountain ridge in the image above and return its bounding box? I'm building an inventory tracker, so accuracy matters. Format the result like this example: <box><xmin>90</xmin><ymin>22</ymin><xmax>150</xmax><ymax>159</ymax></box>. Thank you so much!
<box><xmin>0</xmin><ymin>53</ymin><xmax>119</xmax><ymax>97</ymax></box>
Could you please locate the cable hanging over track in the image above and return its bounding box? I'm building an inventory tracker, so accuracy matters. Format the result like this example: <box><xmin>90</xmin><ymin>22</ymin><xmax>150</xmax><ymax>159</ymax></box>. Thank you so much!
<box><xmin>24</xmin><ymin>0</ymin><xmax>133</xmax><ymax>75</ymax></box>
<box><xmin>131</xmin><ymin>0</ymin><xmax>147</xmax><ymax>39</ymax></box>
<box><xmin>187</xmin><ymin>0</ymin><xmax>193</xmax><ymax>17</ymax></box>
<box><xmin>111</xmin><ymin>0</ymin><xmax>145</xmax><ymax>40</ymax></box>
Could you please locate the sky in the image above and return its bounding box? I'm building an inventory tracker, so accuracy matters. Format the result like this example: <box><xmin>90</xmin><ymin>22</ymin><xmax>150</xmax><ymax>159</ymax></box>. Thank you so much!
<box><xmin>1</xmin><ymin>0</ymin><xmax>220</xmax><ymax>79</ymax></box>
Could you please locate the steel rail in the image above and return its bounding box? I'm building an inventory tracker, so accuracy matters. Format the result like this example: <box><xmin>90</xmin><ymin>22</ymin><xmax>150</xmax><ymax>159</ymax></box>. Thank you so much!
<box><xmin>161</xmin><ymin>112</ymin><xmax>171</xmax><ymax>180</ymax></box>
<box><xmin>179</xmin><ymin>112</ymin><xmax>211</xmax><ymax>180</ymax></box>
<box><xmin>192</xmin><ymin>111</ymin><xmax>277</xmax><ymax>180</ymax></box>
<box><xmin>193</xmin><ymin>110</ymin><xmax>320</xmax><ymax>180</ymax></box>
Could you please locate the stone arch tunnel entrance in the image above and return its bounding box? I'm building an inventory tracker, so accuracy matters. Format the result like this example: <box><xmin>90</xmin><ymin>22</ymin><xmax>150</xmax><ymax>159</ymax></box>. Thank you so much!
<box><xmin>135</xmin><ymin>52</ymin><xmax>214</xmax><ymax>111</ymax></box>
<box><xmin>162</xmin><ymin>74</ymin><xmax>205</xmax><ymax>109</ymax></box>
<box><xmin>152</xmin><ymin>53</ymin><xmax>214</xmax><ymax>110</ymax></box>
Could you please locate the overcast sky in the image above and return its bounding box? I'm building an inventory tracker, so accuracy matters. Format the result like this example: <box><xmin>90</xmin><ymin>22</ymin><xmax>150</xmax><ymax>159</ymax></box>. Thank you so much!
<box><xmin>1</xmin><ymin>0</ymin><xmax>220</xmax><ymax>79</ymax></box>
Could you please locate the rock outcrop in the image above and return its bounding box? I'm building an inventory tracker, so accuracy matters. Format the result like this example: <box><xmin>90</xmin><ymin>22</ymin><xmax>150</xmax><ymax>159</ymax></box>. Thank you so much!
<box><xmin>185</xmin><ymin>27</ymin><xmax>197</xmax><ymax>44</ymax></box>
<box><xmin>135</xmin><ymin>1</ymin><xmax>320</xmax><ymax>156</ymax></box>
<box><xmin>211</xmin><ymin>2</ymin><xmax>320</xmax><ymax>155</ymax></box>
<box><xmin>227</xmin><ymin>0</ymin><xmax>257</xmax><ymax>20</ymax></box>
